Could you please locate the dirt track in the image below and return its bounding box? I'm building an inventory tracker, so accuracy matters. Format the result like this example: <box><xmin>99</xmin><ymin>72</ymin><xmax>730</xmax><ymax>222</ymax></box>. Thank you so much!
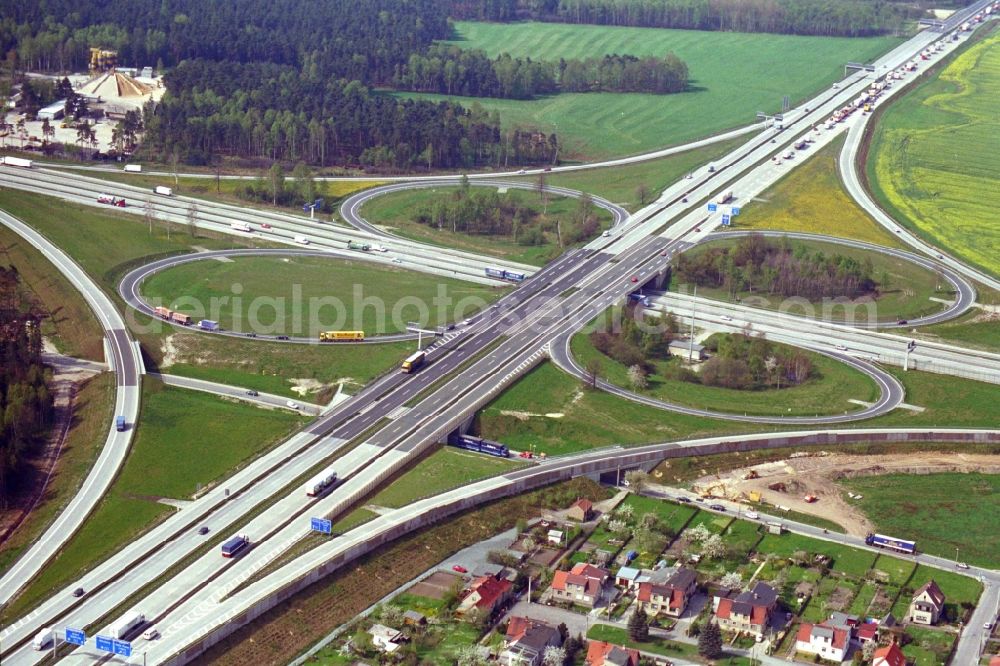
<box><xmin>689</xmin><ymin>451</ymin><xmax>1000</xmax><ymax>535</ymax></box>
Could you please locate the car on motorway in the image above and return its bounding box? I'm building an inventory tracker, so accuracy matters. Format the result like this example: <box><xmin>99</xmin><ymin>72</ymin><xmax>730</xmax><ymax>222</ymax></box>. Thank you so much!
<box><xmin>707</xmin><ymin>165</ymin><xmax>715</xmax><ymax>172</ymax></box>
<box><xmin>72</xmin><ymin>587</ymin><xmax>85</xmax><ymax>598</ymax></box>
<box><xmin>197</xmin><ymin>526</ymin><xmax>210</xmax><ymax>535</ymax></box>
<box><xmin>986</xmin><ymin>622</ymin><xmax>994</xmax><ymax>630</ymax></box>
<box><xmin>245</xmin><ymin>332</ymin><xmax>257</xmax><ymax>338</ymax></box>
<box><xmin>543</xmin><ymin>166</ymin><xmax>552</xmax><ymax>172</ymax></box>
<box><xmin>517</xmin><ymin>169</ymin><xmax>526</xmax><ymax>174</ymax></box>
<box><xmin>630</xmin><ymin>276</ymin><xmax>638</xmax><ymax>283</ymax></box>
<box><xmin>452</xmin><ymin>564</ymin><xmax>468</xmax><ymax>573</ymax></box>
<box><xmin>246</xmin><ymin>389</ymin><xmax>259</xmax><ymax>396</ymax></box>
<box><xmin>142</xmin><ymin>628</ymin><xmax>160</xmax><ymax>641</ymax></box>
<box><xmin>391</xmin><ymin>257</ymin><xmax>402</xmax><ymax>264</ymax></box>
<box><xmin>462</xmin><ymin>319</ymin><xmax>473</xmax><ymax>326</ymax></box>
<box><xmin>260</xmin><ymin>223</ymin><xmax>272</xmax><ymax>229</ymax></box>
<box><xmin>276</xmin><ymin>335</ymin><xmax>290</xmax><ymax>340</ymax></box>
<box><xmin>681</xmin><ymin>197</ymin><xmax>688</xmax><ymax>203</ymax></box>
<box><xmin>897</xmin><ymin>319</ymin><xmax>908</xmax><ymax>325</ymax></box>
<box><xmin>694</xmin><ymin>227</ymin><xmax>700</xmax><ymax>232</ymax></box>
<box><xmin>710</xmin><ymin>504</ymin><xmax>726</xmax><ymax>511</ymax></box>
<box><xmin>286</xmin><ymin>400</ymin><xmax>300</xmax><ymax>410</ymax></box>
<box><xmin>744</xmin><ymin>510</ymin><xmax>760</xmax><ymax>519</ymax></box>
<box><xmin>937</xmin><ymin>254</ymin><xmax>943</xmax><ymax>259</ymax></box>
<box><xmin>518</xmin><ymin>451</ymin><xmax>533</xmax><ymax>458</ymax></box>
<box><xmin>675</xmin><ymin>496</ymin><xmax>691</xmax><ymax>503</ymax></box>
<box><xmin>720</xmin><ymin>315</ymin><xmax>733</xmax><ymax>322</ymax></box>
<box><xmin>957</xmin><ymin>562</ymin><xmax>970</xmax><ymax>569</ymax></box>
<box><xmin>835</xmin><ymin>345</ymin><xmax>848</xmax><ymax>351</ymax></box>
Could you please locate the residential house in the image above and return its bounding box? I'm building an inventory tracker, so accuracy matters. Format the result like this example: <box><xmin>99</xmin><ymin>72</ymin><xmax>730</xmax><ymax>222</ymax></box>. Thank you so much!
<box><xmin>872</xmin><ymin>643</ymin><xmax>906</xmax><ymax>666</ymax></box>
<box><xmin>551</xmin><ymin>563</ymin><xmax>610</xmax><ymax>608</ymax></box>
<box><xmin>456</xmin><ymin>575</ymin><xmax>514</xmax><ymax>620</ymax></box>
<box><xmin>500</xmin><ymin>617</ymin><xmax>563</xmax><ymax>666</ymax></box>
<box><xmin>615</xmin><ymin>566</ymin><xmax>644</xmax><ymax>590</ymax></box>
<box><xmin>714</xmin><ymin>581</ymin><xmax>779</xmax><ymax>639</ymax></box>
<box><xmin>586</xmin><ymin>641</ymin><xmax>640</xmax><ymax>666</ymax></box>
<box><xmin>567</xmin><ymin>498</ymin><xmax>595</xmax><ymax>522</ymax></box>
<box><xmin>794</xmin><ymin>622</ymin><xmax>851</xmax><ymax>662</ymax></box>
<box><xmin>636</xmin><ymin>567</ymin><xmax>698</xmax><ymax>618</ymax></box>
<box><xmin>368</xmin><ymin>624</ymin><xmax>404</xmax><ymax>653</ymax></box>
<box><xmin>547</xmin><ymin>529</ymin><xmax>565</xmax><ymax>546</ymax></box>
<box><xmin>856</xmin><ymin>622</ymin><xmax>879</xmax><ymax>645</ymax></box>
<box><xmin>908</xmin><ymin>580</ymin><xmax>945</xmax><ymax>625</ymax></box>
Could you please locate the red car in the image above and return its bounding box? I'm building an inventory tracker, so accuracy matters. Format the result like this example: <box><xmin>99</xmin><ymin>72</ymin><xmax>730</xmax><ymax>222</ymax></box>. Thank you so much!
<box><xmin>518</xmin><ymin>451</ymin><xmax>533</xmax><ymax>459</ymax></box>
<box><xmin>260</xmin><ymin>223</ymin><xmax>272</xmax><ymax>229</ymax></box>
<box><xmin>630</xmin><ymin>276</ymin><xmax>638</xmax><ymax>283</ymax></box>
<box><xmin>452</xmin><ymin>564</ymin><xmax>467</xmax><ymax>573</ymax></box>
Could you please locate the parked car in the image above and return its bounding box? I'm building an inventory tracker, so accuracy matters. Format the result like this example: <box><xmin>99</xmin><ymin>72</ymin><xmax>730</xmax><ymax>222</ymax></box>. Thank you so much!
<box><xmin>710</xmin><ymin>504</ymin><xmax>726</xmax><ymax>511</ymax></box>
<box><xmin>452</xmin><ymin>564</ymin><xmax>468</xmax><ymax>573</ymax></box>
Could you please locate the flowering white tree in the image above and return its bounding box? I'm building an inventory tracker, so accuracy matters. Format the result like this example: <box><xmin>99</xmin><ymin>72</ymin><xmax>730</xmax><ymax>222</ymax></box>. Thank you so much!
<box><xmin>543</xmin><ymin>645</ymin><xmax>567</xmax><ymax>666</ymax></box>
<box><xmin>457</xmin><ymin>645</ymin><xmax>491</xmax><ymax>666</ymax></box>
<box><xmin>616</xmin><ymin>504</ymin><xmax>634</xmax><ymax>520</ymax></box>
<box><xmin>687</xmin><ymin>524</ymin><xmax>711</xmax><ymax>543</ymax></box>
<box><xmin>702</xmin><ymin>534</ymin><xmax>726</xmax><ymax>559</ymax></box>
<box><xmin>720</xmin><ymin>572</ymin><xmax>742</xmax><ymax>589</ymax></box>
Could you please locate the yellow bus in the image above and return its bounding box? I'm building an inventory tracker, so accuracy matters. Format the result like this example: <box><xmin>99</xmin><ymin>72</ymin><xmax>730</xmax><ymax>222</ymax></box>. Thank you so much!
<box><xmin>319</xmin><ymin>330</ymin><xmax>364</xmax><ymax>342</ymax></box>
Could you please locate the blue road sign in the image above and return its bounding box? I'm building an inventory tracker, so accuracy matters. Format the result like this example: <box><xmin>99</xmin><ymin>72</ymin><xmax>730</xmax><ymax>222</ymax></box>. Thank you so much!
<box><xmin>65</xmin><ymin>628</ymin><xmax>86</xmax><ymax>646</ymax></box>
<box><xmin>302</xmin><ymin>204</ymin><xmax>312</xmax><ymax>211</ymax></box>
<box><xmin>310</xmin><ymin>517</ymin><xmax>332</xmax><ymax>534</ymax></box>
<box><xmin>96</xmin><ymin>635</ymin><xmax>114</xmax><ymax>652</ymax></box>
<box><xmin>113</xmin><ymin>639</ymin><xmax>132</xmax><ymax>657</ymax></box>
<box><xmin>731</xmin><ymin>206</ymin><xmax>741</xmax><ymax>216</ymax></box>
<box><xmin>707</xmin><ymin>203</ymin><xmax>718</xmax><ymax>212</ymax></box>
<box><xmin>721</xmin><ymin>214</ymin><xmax>731</xmax><ymax>227</ymax></box>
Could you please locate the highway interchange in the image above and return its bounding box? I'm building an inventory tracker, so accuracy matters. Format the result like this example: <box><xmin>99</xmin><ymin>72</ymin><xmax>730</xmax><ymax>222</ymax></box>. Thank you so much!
<box><xmin>0</xmin><ymin>2</ymin><xmax>998</xmax><ymax>663</ymax></box>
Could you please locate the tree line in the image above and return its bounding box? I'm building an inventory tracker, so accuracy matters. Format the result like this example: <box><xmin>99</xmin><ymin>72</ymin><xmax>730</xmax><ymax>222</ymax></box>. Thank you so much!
<box><xmin>450</xmin><ymin>0</ymin><xmax>918</xmax><ymax>37</ymax></box>
<box><xmin>141</xmin><ymin>59</ymin><xmax>554</xmax><ymax>170</ymax></box>
<box><xmin>695</xmin><ymin>331</ymin><xmax>814</xmax><ymax>390</ymax></box>
<box><xmin>0</xmin><ymin>268</ymin><xmax>54</xmax><ymax>508</ymax></box>
<box><xmin>673</xmin><ymin>234</ymin><xmax>879</xmax><ymax>301</ymax></box>
<box><xmin>394</xmin><ymin>45</ymin><xmax>688</xmax><ymax>99</ymax></box>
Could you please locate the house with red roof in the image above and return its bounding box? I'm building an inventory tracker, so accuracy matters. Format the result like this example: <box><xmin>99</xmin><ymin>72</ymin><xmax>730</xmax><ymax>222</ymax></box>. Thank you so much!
<box><xmin>585</xmin><ymin>640</ymin><xmax>640</xmax><ymax>666</ymax></box>
<box><xmin>714</xmin><ymin>581</ymin><xmax>778</xmax><ymax>639</ymax></box>
<box><xmin>456</xmin><ymin>575</ymin><xmax>513</xmax><ymax>620</ymax></box>
<box><xmin>636</xmin><ymin>567</ymin><xmax>698</xmax><ymax>618</ymax></box>
<box><xmin>567</xmin><ymin>498</ymin><xmax>595</xmax><ymax>522</ymax></box>
<box><xmin>872</xmin><ymin>642</ymin><xmax>906</xmax><ymax>666</ymax></box>
<box><xmin>795</xmin><ymin>621</ymin><xmax>851</xmax><ymax>662</ymax></box>
<box><xmin>550</xmin><ymin>563</ymin><xmax>609</xmax><ymax>608</ymax></box>
<box><xmin>908</xmin><ymin>580</ymin><xmax>945</xmax><ymax>625</ymax></box>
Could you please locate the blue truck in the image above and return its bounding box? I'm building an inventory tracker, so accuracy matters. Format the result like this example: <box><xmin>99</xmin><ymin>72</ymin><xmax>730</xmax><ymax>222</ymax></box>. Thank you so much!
<box><xmin>199</xmin><ymin>319</ymin><xmax>220</xmax><ymax>331</ymax></box>
<box><xmin>484</xmin><ymin>267</ymin><xmax>526</xmax><ymax>283</ymax></box>
<box><xmin>221</xmin><ymin>535</ymin><xmax>250</xmax><ymax>558</ymax></box>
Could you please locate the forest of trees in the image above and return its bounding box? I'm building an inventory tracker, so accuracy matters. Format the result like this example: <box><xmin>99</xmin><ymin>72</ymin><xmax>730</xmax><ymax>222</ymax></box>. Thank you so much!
<box><xmin>449</xmin><ymin>0</ymin><xmax>924</xmax><ymax>37</ymax></box>
<box><xmin>0</xmin><ymin>268</ymin><xmax>54</xmax><ymax>508</ymax></box>
<box><xmin>412</xmin><ymin>177</ymin><xmax>600</xmax><ymax>246</ymax></box>
<box><xmin>697</xmin><ymin>331</ymin><xmax>814</xmax><ymax>390</ymax></box>
<box><xmin>673</xmin><ymin>234</ymin><xmax>879</xmax><ymax>301</ymax></box>
<box><xmin>394</xmin><ymin>45</ymin><xmax>688</xmax><ymax>99</ymax></box>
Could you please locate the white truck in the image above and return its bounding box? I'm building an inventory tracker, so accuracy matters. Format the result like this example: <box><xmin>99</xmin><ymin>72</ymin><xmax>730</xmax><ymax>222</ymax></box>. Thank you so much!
<box><xmin>32</xmin><ymin>627</ymin><xmax>54</xmax><ymax>650</ymax></box>
<box><xmin>123</xmin><ymin>164</ymin><xmax>142</xmax><ymax>172</ymax></box>
<box><xmin>2</xmin><ymin>156</ymin><xmax>33</xmax><ymax>168</ymax></box>
<box><xmin>230</xmin><ymin>222</ymin><xmax>252</xmax><ymax>232</ymax></box>
<box><xmin>294</xmin><ymin>235</ymin><xmax>309</xmax><ymax>245</ymax></box>
<box><xmin>109</xmin><ymin>610</ymin><xmax>145</xmax><ymax>640</ymax></box>
<box><xmin>715</xmin><ymin>190</ymin><xmax>733</xmax><ymax>204</ymax></box>
<box><xmin>154</xmin><ymin>185</ymin><xmax>173</xmax><ymax>196</ymax></box>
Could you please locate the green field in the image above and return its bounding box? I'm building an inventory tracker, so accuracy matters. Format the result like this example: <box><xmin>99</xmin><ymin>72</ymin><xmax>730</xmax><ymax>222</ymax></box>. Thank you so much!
<box><xmin>863</xmin><ymin>368</ymin><xmax>1000</xmax><ymax>429</ymax></box>
<box><xmin>901</xmin><ymin>626</ymin><xmax>955</xmax><ymax>666</ymax></box>
<box><xmin>570</xmin><ymin>329</ymin><xmax>879</xmax><ymax>417</ymax></box>
<box><xmin>141</xmin><ymin>255</ymin><xmax>502</xmax><ymax>335</ymax></box>
<box><xmin>476</xmin><ymin>361</ymin><xmax>775</xmax><ymax>457</ymax></box>
<box><xmin>2</xmin><ymin>379</ymin><xmax>305</xmax><ymax>621</ymax></box>
<box><xmin>867</xmin><ymin>29</ymin><xmax>1000</xmax><ymax>280</ymax></box>
<box><xmin>673</xmin><ymin>237</ymin><xmax>946</xmax><ymax>323</ymax></box>
<box><xmin>726</xmin><ymin>136</ymin><xmax>903</xmax><ymax>248</ymax></box>
<box><xmin>358</xmin><ymin>185</ymin><xmax>610</xmax><ymax>265</ymax></box>
<box><xmin>400</xmin><ymin>22</ymin><xmax>902</xmax><ymax>160</ymax></box>
<box><xmin>368</xmin><ymin>447</ymin><xmax>525</xmax><ymax>508</ymax></box>
<box><xmin>918</xmin><ymin>309</ymin><xmax>1000</xmax><ymax>353</ymax></box>
<box><xmin>841</xmin><ymin>473</ymin><xmax>1000</xmax><ymax>568</ymax></box>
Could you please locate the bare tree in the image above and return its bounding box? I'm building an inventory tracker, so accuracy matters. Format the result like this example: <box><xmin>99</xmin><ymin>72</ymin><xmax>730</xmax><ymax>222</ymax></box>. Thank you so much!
<box><xmin>584</xmin><ymin>357</ymin><xmax>602</xmax><ymax>389</ymax></box>
<box><xmin>625</xmin><ymin>470</ymin><xmax>649</xmax><ymax>493</ymax></box>
<box><xmin>636</xmin><ymin>183</ymin><xmax>650</xmax><ymax>206</ymax></box>
<box><xmin>187</xmin><ymin>203</ymin><xmax>199</xmax><ymax>238</ymax></box>
<box><xmin>144</xmin><ymin>197</ymin><xmax>155</xmax><ymax>235</ymax></box>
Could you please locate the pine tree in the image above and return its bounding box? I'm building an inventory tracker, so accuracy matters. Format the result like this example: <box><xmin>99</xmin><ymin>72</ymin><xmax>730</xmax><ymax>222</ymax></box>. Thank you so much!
<box><xmin>698</xmin><ymin>621</ymin><xmax>723</xmax><ymax>659</ymax></box>
<box><xmin>628</xmin><ymin>607</ymin><xmax>649</xmax><ymax>642</ymax></box>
